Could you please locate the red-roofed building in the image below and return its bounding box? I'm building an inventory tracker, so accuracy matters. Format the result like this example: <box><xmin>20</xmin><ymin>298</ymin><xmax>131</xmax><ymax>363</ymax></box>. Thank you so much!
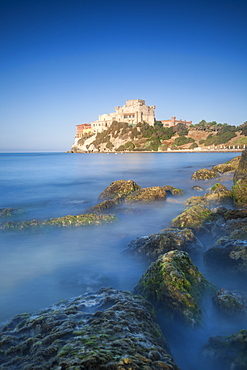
<box><xmin>76</xmin><ymin>124</ymin><xmax>92</xmax><ymax>138</ymax></box>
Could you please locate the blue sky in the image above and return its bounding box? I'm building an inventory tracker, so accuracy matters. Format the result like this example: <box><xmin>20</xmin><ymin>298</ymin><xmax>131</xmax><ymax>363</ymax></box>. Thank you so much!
<box><xmin>0</xmin><ymin>0</ymin><xmax>246</xmax><ymax>152</ymax></box>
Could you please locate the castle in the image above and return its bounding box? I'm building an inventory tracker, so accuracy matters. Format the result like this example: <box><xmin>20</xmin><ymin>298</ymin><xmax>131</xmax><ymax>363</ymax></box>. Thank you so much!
<box><xmin>75</xmin><ymin>99</ymin><xmax>192</xmax><ymax>137</ymax></box>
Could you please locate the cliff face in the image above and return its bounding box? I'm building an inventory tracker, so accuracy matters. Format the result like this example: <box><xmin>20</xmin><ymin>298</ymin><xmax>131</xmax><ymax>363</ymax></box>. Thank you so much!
<box><xmin>71</xmin><ymin>121</ymin><xmax>247</xmax><ymax>153</ymax></box>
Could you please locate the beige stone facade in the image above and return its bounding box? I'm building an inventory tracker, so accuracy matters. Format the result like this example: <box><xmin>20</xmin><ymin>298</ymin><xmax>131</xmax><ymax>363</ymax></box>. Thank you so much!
<box><xmin>91</xmin><ymin>99</ymin><xmax>156</xmax><ymax>133</ymax></box>
<box><xmin>161</xmin><ymin>117</ymin><xmax>192</xmax><ymax>128</ymax></box>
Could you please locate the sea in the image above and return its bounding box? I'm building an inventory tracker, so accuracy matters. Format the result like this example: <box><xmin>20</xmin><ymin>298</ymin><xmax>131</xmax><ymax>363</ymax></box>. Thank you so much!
<box><xmin>0</xmin><ymin>151</ymin><xmax>245</xmax><ymax>369</ymax></box>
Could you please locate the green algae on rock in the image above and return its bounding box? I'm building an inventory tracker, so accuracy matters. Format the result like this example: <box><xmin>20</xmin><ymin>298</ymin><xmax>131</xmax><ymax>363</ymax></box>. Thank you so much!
<box><xmin>204</xmin><ymin>183</ymin><xmax>233</xmax><ymax>205</ymax></box>
<box><xmin>125</xmin><ymin>228</ymin><xmax>203</xmax><ymax>262</ymax></box>
<box><xmin>202</xmin><ymin>329</ymin><xmax>247</xmax><ymax>370</ymax></box>
<box><xmin>0</xmin><ymin>288</ymin><xmax>179</xmax><ymax>370</ymax></box>
<box><xmin>134</xmin><ymin>250</ymin><xmax>216</xmax><ymax>327</ymax></box>
<box><xmin>0</xmin><ymin>213</ymin><xmax>117</xmax><ymax>231</ymax></box>
<box><xmin>213</xmin><ymin>289</ymin><xmax>247</xmax><ymax>316</ymax></box>
<box><xmin>163</xmin><ymin>185</ymin><xmax>184</xmax><ymax>196</ymax></box>
<box><xmin>191</xmin><ymin>168</ymin><xmax>217</xmax><ymax>180</ymax></box>
<box><xmin>99</xmin><ymin>179</ymin><xmax>141</xmax><ymax>200</ymax></box>
<box><xmin>171</xmin><ymin>205</ymin><xmax>217</xmax><ymax>232</ymax></box>
<box><xmin>124</xmin><ymin>186</ymin><xmax>167</xmax><ymax>203</ymax></box>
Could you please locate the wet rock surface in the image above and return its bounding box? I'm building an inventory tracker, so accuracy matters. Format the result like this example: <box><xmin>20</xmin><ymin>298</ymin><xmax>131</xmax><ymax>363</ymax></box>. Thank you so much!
<box><xmin>99</xmin><ymin>179</ymin><xmax>141</xmax><ymax>200</ymax></box>
<box><xmin>134</xmin><ymin>250</ymin><xmax>216</xmax><ymax>327</ymax></box>
<box><xmin>124</xmin><ymin>186</ymin><xmax>167</xmax><ymax>203</ymax></box>
<box><xmin>0</xmin><ymin>288</ymin><xmax>179</xmax><ymax>370</ymax></box>
<box><xmin>213</xmin><ymin>288</ymin><xmax>247</xmax><ymax>316</ymax></box>
<box><xmin>202</xmin><ymin>329</ymin><xmax>247</xmax><ymax>370</ymax></box>
<box><xmin>125</xmin><ymin>228</ymin><xmax>203</xmax><ymax>261</ymax></box>
<box><xmin>204</xmin><ymin>239</ymin><xmax>247</xmax><ymax>274</ymax></box>
<box><xmin>0</xmin><ymin>213</ymin><xmax>117</xmax><ymax>231</ymax></box>
<box><xmin>232</xmin><ymin>149</ymin><xmax>247</xmax><ymax>208</ymax></box>
<box><xmin>204</xmin><ymin>183</ymin><xmax>233</xmax><ymax>205</ymax></box>
<box><xmin>191</xmin><ymin>168</ymin><xmax>217</xmax><ymax>180</ymax></box>
<box><xmin>163</xmin><ymin>186</ymin><xmax>184</xmax><ymax>196</ymax></box>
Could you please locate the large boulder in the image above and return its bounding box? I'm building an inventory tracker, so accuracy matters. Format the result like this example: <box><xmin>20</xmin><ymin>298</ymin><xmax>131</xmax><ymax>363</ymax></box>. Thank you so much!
<box><xmin>0</xmin><ymin>214</ymin><xmax>117</xmax><ymax>231</ymax></box>
<box><xmin>202</xmin><ymin>330</ymin><xmax>247</xmax><ymax>370</ymax></box>
<box><xmin>171</xmin><ymin>205</ymin><xmax>219</xmax><ymax>234</ymax></box>
<box><xmin>204</xmin><ymin>183</ymin><xmax>233</xmax><ymax>206</ymax></box>
<box><xmin>204</xmin><ymin>239</ymin><xmax>247</xmax><ymax>274</ymax></box>
<box><xmin>124</xmin><ymin>186</ymin><xmax>167</xmax><ymax>203</ymax></box>
<box><xmin>125</xmin><ymin>228</ymin><xmax>203</xmax><ymax>261</ymax></box>
<box><xmin>134</xmin><ymin>250</ymin><xmax>215</xmax><ymax>326</ymax></box>
<box><xmin>0</xmin><ymin>288</ymin><xmax>179</xmax><ymax>370</ymax></box>
<box><xmin>213</xmin><ymin>288</ymin><xmax>247</xmax><ymax>316</ymax></box>
<box><xmin>85</xmin><ymin>198</ymin><xmax>123</xmax><ymax>213</ymax></box>
<box><xmin>232</xmin><ymin>149</ymin><xmax>247</xmax><ymax>208</ymax></box>
<box><xmin>99</xmin><ymin>179</ymin><xmax>141</xmax><ymax>200</ymax></box>
<box><xmin>191</xmin><ymin>168</ymin><xmax>217</xmax><ymax>180</ymax></box>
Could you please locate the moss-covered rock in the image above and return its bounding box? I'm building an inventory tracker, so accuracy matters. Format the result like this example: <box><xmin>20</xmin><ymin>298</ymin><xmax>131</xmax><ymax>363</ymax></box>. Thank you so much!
<box><xmin>204</xmin><ymin>183</ymin><xmax>233</xmax><ymax>205</ymax></box>
<box><xmin>99</xmin><ymin>179</ymin><xmax>141</xmax><ymax>200</ymax></box>
<box><xmin>0</xmin><ymin>288</ymin><xmax>179</xmax><ymax>370</ymax></box>
<box><xmin>213</xmin><ymin>289</ymin><xmax>247</xmax><ymax>316</ymax></box>
<box><xmin>163</xmin><ymin>185</ymin><xmax>184</xmax><ymax>196</ymax></box>
<box><xmin>171</xmin><ymin>205</ymin><xmax>217</xmax><ymax>233</ymax></box>
<box><xmin>191</xmin><ymin>168</ymin><xmax>217</xmax><ymax>180</ymax></box>
<box><xmin>204</xmin><ymin>239</ymin><xmax>247</xmax><ymax>274</ymax></box>
<box><xmin>85</xmin><ymin>197</ymin><xmax>123</xmax><ymax>213</ymax></box>
<box><xmin>0</xmin><ymin>214</ymin><xmax>117</xmax><ymax>231</ymax></box>
<box><xmin>202</xmin><ymin>329</ymin><xmax>247</xmax><ymax>370</ymax></box>
<box><xmin>125</xmin><ymin>228</ymin><xmax>203</xmax><ymax>261</ymax></box>
<box><xmin>124</xmin><ymin>186</ymin><xmax>167</xmax><ymax>203</ymax></box>
<box><xmin>184</xmin><ymin>196</ymin><xmax>209</xmax><ymax>208</ymax></box>
<box><xmin>0</xmin><ymin>208</ymin><xmax>17</xmax><ymax>217</ymax></box>
<box><xmin>232</xmin><ymin>149</ymin><xmax>247</xmax><ymax>208</ymax></box>
<box><xmin>134</xmin><ymin>250</ymin><xmax>216</xmax><ymax>326</ymax></box>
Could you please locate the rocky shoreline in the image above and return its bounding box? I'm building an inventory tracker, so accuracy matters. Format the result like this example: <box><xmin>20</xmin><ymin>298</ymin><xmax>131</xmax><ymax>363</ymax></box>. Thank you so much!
<box><xmin>0</xmin><ymin>151</ymin><xmax>247</xmax><ymax>369</ymax></box>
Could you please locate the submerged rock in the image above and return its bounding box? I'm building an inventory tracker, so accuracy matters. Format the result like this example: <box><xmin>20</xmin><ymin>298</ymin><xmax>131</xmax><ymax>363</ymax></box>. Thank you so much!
<box><xmin>0</xmin><ymin>208</ymin><xmax>17</xmax><ymax>217</ymax></box>
<box><xmin>124</xmin><ymin>186</ymin><xmax>167</xmax><ymax>203</ymax></box>
<box><xmin>204</xmin><ymin>239</ymin><xmax>247</xmax><ymax>274</ymax></box>
<box><xmin>0</xmin><ymin>287</ymin><xmax>179</xmax><ymax>370</ymax></box>
<box><xmin>85</xmin><ymin>197</ymin><xmax>123</xmax><ymax>213</ymax></box>
<box><xmin>192</xmin><ymin>185</ymin><xmax>204</xmax><ymax>192</ymax></box>
<box><xmin>184</xmin><ymin>196</ymin><xmax>209</xmax><ymax>208</ymax></box>
<box><xmin>191</xmin><ymin>168</ymin><xmax>217</xmax><ymax>180</ymax></box>
<box><xmin>99</xmin><ymin>179</ymin><xmax>141</xmax><ymax>200</ymax></box>
<box><xmin>0</xmin><ymin>214</ymin><xmax>117</xmax><ymax>231</ymax></box>
<box><xmin>213</xmin><ymin>288</ymin><xmax>247</xmax><ymax>316</ymax></box>
<box><xmin>125</xmin><ymin>228</ymin><xmax>203</xmax><ymax>261</ymax></box>
<box><xmin>202</xmin><ymin>329</ymin><xmax>247</xmax><ymax>370</ymax></box>
<box><xmin>134</xmin><ymin>250</ymin><xmax>215</xmax><ymax>326</ymax></box>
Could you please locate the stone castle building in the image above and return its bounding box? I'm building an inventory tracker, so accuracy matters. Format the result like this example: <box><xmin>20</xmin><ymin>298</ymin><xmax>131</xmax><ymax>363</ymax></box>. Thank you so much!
<box><xmin>91</xmin><ymin>99</ymin><xmax>156</xmax><ymax>133</ymax></box>
<box><xmin>75</xmin><ymin>99</ymin><xmax>192</xmax><ymax>137</ymax></box>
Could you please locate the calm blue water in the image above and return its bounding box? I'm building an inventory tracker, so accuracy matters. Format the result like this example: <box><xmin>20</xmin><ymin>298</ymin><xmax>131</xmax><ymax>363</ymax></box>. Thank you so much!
<box><xmin>0</xmin><ymin>152</ymin><xmax>244</xmax><ymax>369</ymax></box>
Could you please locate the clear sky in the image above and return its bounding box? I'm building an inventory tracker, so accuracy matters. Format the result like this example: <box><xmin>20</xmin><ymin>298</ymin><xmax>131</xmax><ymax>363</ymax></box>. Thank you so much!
<box><xmin>0</xmin><ymin>0</ymin><xmax>247</xmax><ymax>152</ymax></box>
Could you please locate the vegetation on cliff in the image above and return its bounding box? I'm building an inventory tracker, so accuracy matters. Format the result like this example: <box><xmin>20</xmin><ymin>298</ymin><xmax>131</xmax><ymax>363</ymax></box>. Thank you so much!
<box><xmin>74</xmin><ymin>120</ymin><xmax>247</xmax><ymax>152</ymax></box>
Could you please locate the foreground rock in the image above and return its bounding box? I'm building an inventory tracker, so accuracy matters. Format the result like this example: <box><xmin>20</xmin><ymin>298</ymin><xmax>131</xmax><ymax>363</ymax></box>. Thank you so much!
<box><xmin>204</xmin><ymin>183</ymin><xmax>233</xmax><ymax>206</ymax></box>
<box><xmin>213</xmin><ymin>289</ymin><xmax>247</xmax><ymax>317</ymax></box>
<box><xmin>233</xmin><ymin>149</ymin><xmax>247</xmax><ymax>208</ymax></box>
<box><xmin>171</xmin><ymin>205</ymin><xmax>219</xmax><ymax>234</ymax></box>
<box><xmin>0</xmin><ymin>288</ymin><xmax>179</xmax><ymax>370</ymax></box>
<box><xmin>99</xmin><ymin>179</ymin><xmax>141</xmax><ymax>200</ymax></box>
<box><xmin>202</xmin><ymin>329</ymin><xmax>247</xmax><ymax>370</ymax></box>
<box><xmin>124</xmin><ymin>186</ymin><xmax>167</xmax><ymax>203</ymax></box>
<box><xmin>134</xmin><ymin>250</ymin><xmax>215</xmax><ymax>326</ymax></box>
<box><xmin>204</xmin><ymin>239</ymin><xmax>247</xmax><ymax>274</ymax></box>
<box><xmin>125</xmin><ymin>228</ymin><xmax>203</xmax><ymax>261</ymax></box>
<box><xmin>0</xmin><ymin>213</ymin><xmax>117</xmax><ymax>231</ymax></box>
<box><xmin>191</xmin><ymin>168</ymin><xmax>217</xmax><ymax>180</ymax></box>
